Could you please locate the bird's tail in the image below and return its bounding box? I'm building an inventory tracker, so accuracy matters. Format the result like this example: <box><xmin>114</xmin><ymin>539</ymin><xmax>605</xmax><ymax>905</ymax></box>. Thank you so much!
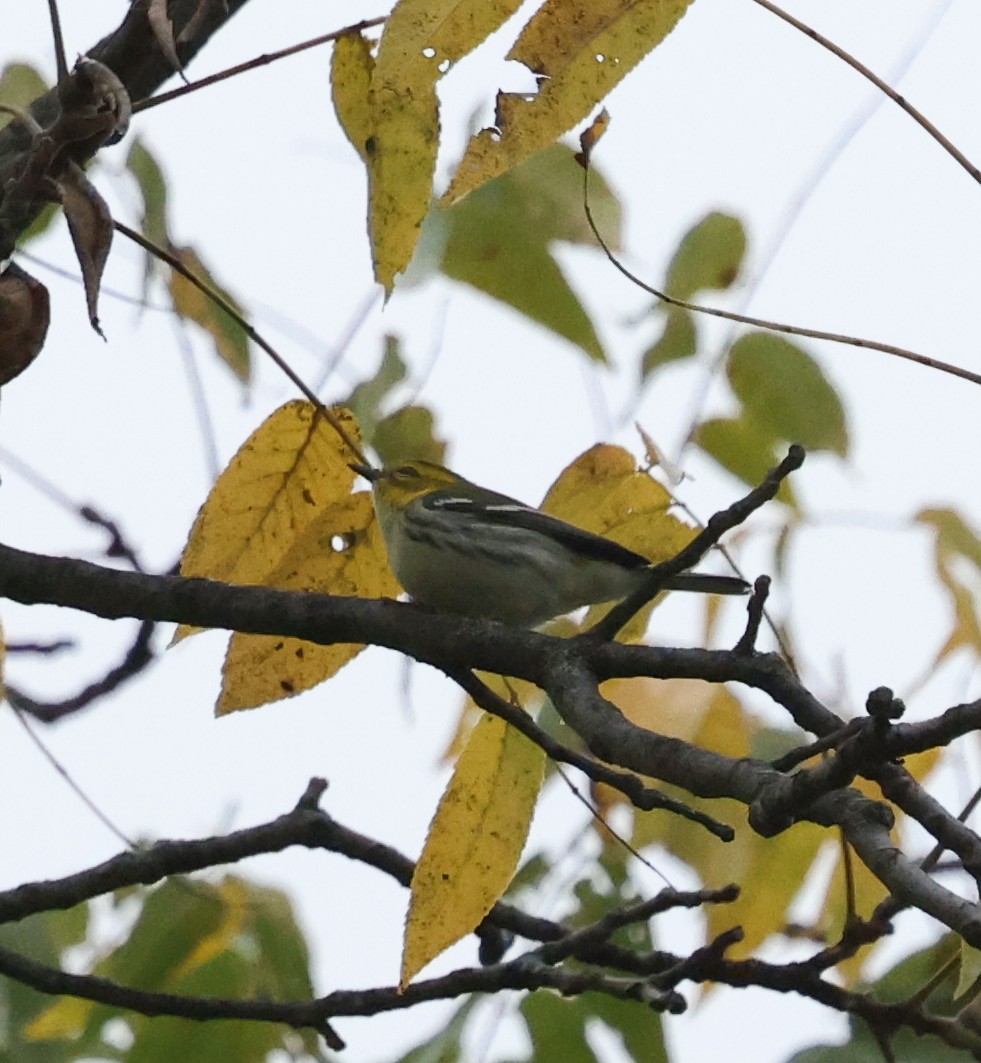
<box><xmin>663</xmin><ymin>573</ymin><xmax>750</xmax><ymax>596</ymax></box>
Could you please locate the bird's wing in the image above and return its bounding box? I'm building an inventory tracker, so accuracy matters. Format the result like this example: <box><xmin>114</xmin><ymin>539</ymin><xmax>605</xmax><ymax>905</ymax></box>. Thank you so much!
<box><xmin>425</xmin><ymin>489</ymin><xmax>649</xmax><ymax>569</ymax></box>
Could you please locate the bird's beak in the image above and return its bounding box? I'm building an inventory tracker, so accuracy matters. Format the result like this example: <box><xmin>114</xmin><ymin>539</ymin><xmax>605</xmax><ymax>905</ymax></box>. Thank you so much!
<box><xmin>350</xmin><ymin>462</ymin><xmax>382</xmax><ymax>482</ymax></box>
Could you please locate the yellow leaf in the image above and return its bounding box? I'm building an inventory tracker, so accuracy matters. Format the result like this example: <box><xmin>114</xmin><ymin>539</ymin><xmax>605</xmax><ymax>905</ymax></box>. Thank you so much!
<box><xmin>24</xmin><ymin>995</ymin><xmax>93</xmax><ymax>1041</ymax></box>
<box><xmin>542</xmin><ymin>444</ymin><xmax>698</xmax><ymax>640</ymax></box>
<box><xmin>916</xmin><ymin>508</ymin><xmax>981</xmax><ymax>670</ymax></box>
<box><xmin>177</xmin><ymin>401</ymin><xmax>360</xmax><ymax>642</ymax></box>
<box><xmin>332</xmin><ymin>31</ymin><xmax>375</xmax><ymax>162</ymax></box>
<box><xmin>169</xmin><ymin>245</ymin><xmax>251</xmax><ymax>382</ymax></box>
<box><xmin>929</xmin><ymin>565</ymin><xmax>981</xmax><ymax>667</ymax></box>
<box><xmin>442</xmin><ymin>671</ymin><xmax>546</xmax><ymax>762</ymax></box>
<box><xmin>363</xmin><ymin>0</ymin><xmax>525</xmax><ymax>290</ymax></box>
<box><xmin>703</xmin><ymin>817</ymin><xmax>824</xmax><ymax>962</ymax></box>
<box><xmin>958</xmin><ymin>943</ymin><xmax>981</xmax><ymax>1000</ymax></box>
<box><xmin>401</xmin><ymin>713</ymin><xmax>545</xmax><ymax>987</ymax></box>
<box><xmin>218</xmin><ymin>493</ymin><xmax>400</xmax><ymax>713</ymax></box>
<box><xmin>542</xmin><ymin>444</ymin><xmax>678</xmax><ymax>546</ymax></box>
<box><xmin>443</xmin><ymin>0</ymin><xmax>695</xmax><ymax>204</ymax></box>
<box><xmin>604</xmin><ymin>678</ymin><xmax>826</xmax><ymax>961</ymax></box>
<box><xmin>173</xmin><ymin>878</ymin><xmax>248</xmax><ymax>977</ymax></box>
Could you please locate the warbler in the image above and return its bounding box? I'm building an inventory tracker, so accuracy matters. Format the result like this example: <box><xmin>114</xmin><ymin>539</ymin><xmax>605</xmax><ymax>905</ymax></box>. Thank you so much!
<box><xmin>352</xmin><ymin>459</ymin><xmax>749</xmax><ymax>628</ymax></box>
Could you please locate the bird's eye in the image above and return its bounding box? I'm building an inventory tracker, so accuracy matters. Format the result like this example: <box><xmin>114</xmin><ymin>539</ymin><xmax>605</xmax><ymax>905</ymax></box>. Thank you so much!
<box><xmin>394</xmin><ymin>465</ymin><xmax>420</xmax><ymax>479</ymax></box>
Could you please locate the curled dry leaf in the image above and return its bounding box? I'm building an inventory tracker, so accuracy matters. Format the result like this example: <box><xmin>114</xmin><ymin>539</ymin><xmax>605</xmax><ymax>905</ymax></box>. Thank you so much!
<box><xmin>0</xmin><ymin>262</ymin><xmax>50</xmax><ymax>386</ymax></box>
<box><xmin>56</xmin><ymin>163</ymin><xmax>113</xmax><ymax>337</ymax></box>
<box><xmin>53</xmin><ymin>57</ymin><xmax>132</xmax><ymax>158</ymax></box>
<box><xmin>147</xmin><ymin>0</ymin><xmax>188</xmax><ymax>81</ymax></box>
<box><xmin>575</xmin><ymin>107</ymin><xmax>610</xmax><ymax>168</ymax></box>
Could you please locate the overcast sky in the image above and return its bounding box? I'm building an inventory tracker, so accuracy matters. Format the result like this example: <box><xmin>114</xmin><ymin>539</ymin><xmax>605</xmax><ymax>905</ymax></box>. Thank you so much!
<box><xmin>3</xmin><ymin>3</ymin><xmax>980</xmax><ymax>1060</ymax></box>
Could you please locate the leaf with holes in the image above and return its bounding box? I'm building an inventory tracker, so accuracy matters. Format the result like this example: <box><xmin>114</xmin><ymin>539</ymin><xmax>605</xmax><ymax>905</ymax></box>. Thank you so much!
<box><xmin>178</xmin><ymin>402</ymin><xmax>361</xmax><ymax>639</ymax></box>
<box><xmin>218</xmin><ymin>493</ymin><xmax>399</xmax><ymax>713</ymax></box>
<box><xmin>443</xmin><ymin>0</ymin><xmax>695</xmax><ymax>204</ymax></box>
<box><xmin>333</xmin><ymin>1</ymin><xmax>526</xmax><ymax>290</ymax></box>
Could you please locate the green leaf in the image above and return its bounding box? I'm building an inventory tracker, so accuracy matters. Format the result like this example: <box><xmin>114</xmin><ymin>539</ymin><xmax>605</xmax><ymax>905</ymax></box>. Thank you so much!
<box><xmin>124</xmin><ymin>139</ymin><xmax>251</xmax><ymax>382</ymax></box>
<box><xmin>0</xmin><ymin>63</ymin><xmax>57</xmax><ymax>245</ymax></box>
<box><xmin>918</xmin><ymin>508</ymin><xmax>981</xmax><ymax>572</ymax></box>
<box><xmin>170</xmin><ymin>245</ymin><xmax>252</xmax><ymax>383</ymax></box>
<box><xmin>387</xmin><ymin>997</ymin><xmax>478</xmax><ymax>1063</ymax></box>
<box><xmin>695</xmin><ymin>416</ymin><xmax>798</xmax><ymax>509</ymax></box>
<box><xmin>0</xmin><ymin>912</ymin><xmax>102</xmax><ymax>1062</ymax></box>
<box><xmin>665</xmin><ymin>211</ymin><xmax>746</xmax><ymax>299</ymax></box>
<box><xmin>641</xmin><ymin>306</ymin><xmax>696</xmax><ymax>379</ymax></box>
<box><xmin>790</xmin><ymin>937</ymin><xmax>966</xmax><ymax>1062</ymax></box>
<box><xmin>247</xmin><ymin>882</ymin><xmax>319</xmax><ymax>1005</ymax></box>
<box><xmin>348</xmin><ymin>337</ymin><xmax>408</xmax><ymax>437</ymax></box>
<box><xmin>520</xmin><ymin>993</ymin><xmax>598</xmax><ymax>1063</ymax></box>
<box><xmin>439</xmin><ymin>145</ymin><xmax>621</xmax><ymax>361</ymax></box>
<box><xmin>727</xmin><ymin>332</ymin><xmax>849</xmax><ymax>457</ymax></box>
<box><xmin>26</xmin><ymin>878</ymin><xmax>323</xmax><ymax>1062</ymax></box>
<box><xmin>18</xmin><ymin>203</ymin><xmax>58</xmax><ymax>244</ymax></box>
<box><xmin>126</xmin><ymin>138</ymin><xmax>169</xmax><ymax>255</ymax></box>
<box><xmin>126</xmin><ymin>138</ymin><xmax>170</xmax><ymax>295</ymax></box>
<box><xmin>373</xmin><ymin>404</ymin><xmax>446</xmax><ymax>466</ymax></box>
<box><xmin>0</xmin><ymin>62</ymin><xmax>48</xmax><ymax>128</ymax></box>
<box><xmin>588</xmin><ymin>994</ymin><xmax>667</xmax><ymax>1063</ymax></box>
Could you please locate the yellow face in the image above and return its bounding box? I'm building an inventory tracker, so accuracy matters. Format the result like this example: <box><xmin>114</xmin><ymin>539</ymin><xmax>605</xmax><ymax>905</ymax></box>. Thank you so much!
<box><xmin>371</xmin><ymin>461</ymin><xmax>461</xmax><ymax>507</ymax></box>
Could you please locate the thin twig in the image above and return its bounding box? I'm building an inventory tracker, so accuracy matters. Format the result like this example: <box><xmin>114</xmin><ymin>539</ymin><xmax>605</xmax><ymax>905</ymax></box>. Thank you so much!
<box><xmin>581</xmin><ymin>168</ymin><xmax>981</xmax><ymax>387</ymax></box>
<box><xmin>453</xmin><ymin>669</ymin><xmax>734</xmax><ymax>841</ymax></box>
<box><xmin>11</xmin><ymin>706</ymin><xmax>136</xmax><ymax>848</ymax></box>
<box><xmin>553</xmin><ymin>763</ymin><xmax>675</xmax><ymax>887</ymax></box>
<box><xmin>751</xmin><ymin>0</ymin><xmax>981</xmax><ymax>188</ymax></box>
<box><xmin>132</xmin><ymin>17</ymin><xmax>387</xmax><ymax>114</ymax></box>
<box><xmin>591</xmin><ymin>446</ymin><xmax>804</xmax><ymax>639</ymax></box>
<box><xmin>113</xmin><ymin>221</ymin><xmax>367</xmax><ymax>465</ymax></box>
<box><xmin>46</xmin><ymin>0</ymin><xmax>68</xmax><ymax>82</ymax></box>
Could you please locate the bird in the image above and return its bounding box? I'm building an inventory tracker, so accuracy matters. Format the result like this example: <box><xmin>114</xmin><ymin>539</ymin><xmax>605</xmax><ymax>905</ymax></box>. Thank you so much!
<box><xmin>352</xmin><ymin>459</ymin><xmax>749</xmax><ymax>628</ymax></box>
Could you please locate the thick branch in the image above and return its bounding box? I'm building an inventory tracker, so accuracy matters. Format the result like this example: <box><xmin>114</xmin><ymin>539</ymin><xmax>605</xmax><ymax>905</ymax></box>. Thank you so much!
<box><xmin>3</xmin><ymin>543</ymin><xmax>981</xmax><ymax>946</ymax></box>
<box><xmin>543</xmin><ymin>651</ymin><xmax>981</xmax><ymax>949</ymax></box>
<box><xmin>450</xmin><ymin>668</ymin><xmax>734</xmax><ymax>841</ymax></box>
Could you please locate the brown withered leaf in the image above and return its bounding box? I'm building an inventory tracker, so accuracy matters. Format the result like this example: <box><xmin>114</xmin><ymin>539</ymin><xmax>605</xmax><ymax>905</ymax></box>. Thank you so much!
<box><xmin>51</xmin><ymin>58</ymin><xmax>132</xmax><ymax>161</ymax></box>
<box><xmin>0</xmin><ymin>263</ymin><xmax>50</xmax><ymax>385</ymax></box>
<box><xmin>575</xmin><ymin>108</ymin><xmax>610</xmax><ymax>169</ymax></box>
<box><xmin>147</xmin><ymin>0</ymin><xmax>188</xmax><ymax>81</ymax></box>
<box><xmin>56</xmin><ymin>162</ymin><xmax>112</xmax><ymax>337</ymax></box>
<box><xmin>178</xmin><ymin>0</ymin><xmax>226</xmax><ymax>45</ymax></box>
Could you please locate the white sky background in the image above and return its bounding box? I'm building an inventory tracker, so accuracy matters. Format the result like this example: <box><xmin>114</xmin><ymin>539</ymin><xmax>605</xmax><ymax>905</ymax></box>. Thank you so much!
<box><xmin>3</xmin><ymin>1</ymin><xmax>981</xmax><ymax>1060</ymax></box>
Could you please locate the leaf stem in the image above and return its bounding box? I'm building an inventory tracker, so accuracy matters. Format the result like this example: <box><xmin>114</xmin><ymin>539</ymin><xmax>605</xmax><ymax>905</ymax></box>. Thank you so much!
<box><xmin>113</xmin><ymin>220</ymin><xmax>368</xmax><ymax>464</ymax></box>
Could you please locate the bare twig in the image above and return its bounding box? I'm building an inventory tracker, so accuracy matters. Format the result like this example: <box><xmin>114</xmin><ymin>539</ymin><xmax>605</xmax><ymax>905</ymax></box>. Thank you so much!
<box><xmin>452</xmin><ymin>669</ymin><xmax>734</xmax><ymax>841</ymax></box>
<box><xmin>113</xmin><ymin>221</ymin><xmax>367</xmax><ymax>465</ymax></box>
<box><xmin>581</xmin><ymin>168</ymin><xmax>981</xmax><ymax>388</ymax></box>
<box><xmin>132</xmin><ymin>17</ymin><xmax>387</xmax><ymax>114</ymax></box>
<box><xmin>46</xmin><ymin>0</ymin><xmax>68</xmax><ymax>81</ymax></box>
<box><xmin>591</xmin><ymin>446</ymin><xmax>803</xmax><ymax>639</ymax></box>
<box><xmin>751</xmin><ymin>0</ymin><xmax>981</xmax><ymax>188</ymax></box>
